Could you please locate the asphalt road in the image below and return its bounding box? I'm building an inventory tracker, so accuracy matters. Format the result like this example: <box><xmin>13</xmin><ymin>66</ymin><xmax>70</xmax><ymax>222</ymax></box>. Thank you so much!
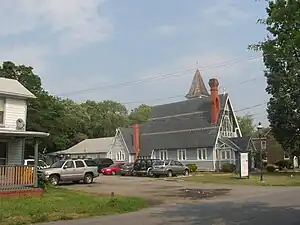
<box><xmin>41</xmin><ymin>186</ymin><xmax>300</xmax><ymax>225</ymax></box>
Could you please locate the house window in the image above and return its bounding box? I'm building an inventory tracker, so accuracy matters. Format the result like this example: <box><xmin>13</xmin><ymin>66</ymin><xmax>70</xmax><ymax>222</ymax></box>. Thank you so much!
<box><xmin>220</xmin><ymin>149</ymin><xmax>231</xmax><ymax>160</ymax></box>
<box><xmin>197</xmin><ymin>148</ymin><xmax>207</xmax><ymax>160</ymax></box>
<box><xmin>284</xmin><ymin>151</ymin><xmax>290</xmax><ymax>160</ymax></box>
<box><xmin>0</xmin><ymin>99</ymin><xmax>4</xmax><ymax>125</ymax></box>
<box><xmin>177</xmin><ymin>149</ymin><xmax>186</xmax><ymax>160</ymax></box>
<box><xmin>221</xmin><ymin>114</ymin><xmax>234</xmax><ymax>137</ymax></box>
<box><xmin>159</xmin><ymin>150</ymin><xmax>168</xmax><ymax>160</ymax></box>
<box><xmin>261</xmin><ymin>140</ymin><xmax>267</xmax><ymax>150</ymax></box>
<box><xmin>0</xmin><ymin>142</ymin><xmax>7</xmax><ymax>165</ymax></box>
<box><xmin>116</xmin><ymin>151</ymin><xmax>125</xmax><ymax>161</ymax></box>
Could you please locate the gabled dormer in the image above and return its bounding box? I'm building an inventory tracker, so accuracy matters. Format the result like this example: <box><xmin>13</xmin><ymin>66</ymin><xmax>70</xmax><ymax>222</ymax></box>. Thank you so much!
<box><xmin>0</xmin><ymin>77</ymin><xmax>36</xmax><ymax>131</ymax></box>
<box><xmin>219</xmin><ymin>96</ymin><xmax>242</xmax><ymax>138</ymax></box>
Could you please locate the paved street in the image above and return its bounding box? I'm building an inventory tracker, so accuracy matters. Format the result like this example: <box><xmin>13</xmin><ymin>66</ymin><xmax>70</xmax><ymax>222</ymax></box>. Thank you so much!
<box><xmin>41</xmin><ymin>184</ymin><xmax>300</xmax><ymax>225</ymax></box>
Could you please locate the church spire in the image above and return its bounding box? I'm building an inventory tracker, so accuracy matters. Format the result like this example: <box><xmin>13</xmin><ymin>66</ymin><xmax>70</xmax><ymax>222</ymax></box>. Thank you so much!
<box><xmin>185</xmin><ymin>69</ymin><xmax>210</xmax><ymax>99</ymax></box>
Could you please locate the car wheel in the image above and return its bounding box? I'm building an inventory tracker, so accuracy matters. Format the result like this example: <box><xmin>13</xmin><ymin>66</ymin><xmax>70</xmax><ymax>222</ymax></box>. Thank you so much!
<box><xmin>83</xmin><ymin>173</ymin><xmax>94</xmax><ymax>184</ymax></box>
<box><xmin>167</xmin><ymin>170</ymin><xmax>173</xmax><ymax>177</ymax></box>
<box><xmin>184</xmin><ymin>169</ymin><xmax>189</xmax><ymax>176</ymax></box>
<box><xmin>49</xmin><ymin>175</ymin><xmax>59</xmax><ymax>186</ymax></box>
<box><xmin>112</xmin><ymin>171</ymin><xmax>116</xmax><ymax>175</ymax></box>
<box><xmin>148</xmin><ymin>169</ymin><xmax>154</xmax><ymax>177</ymax></box>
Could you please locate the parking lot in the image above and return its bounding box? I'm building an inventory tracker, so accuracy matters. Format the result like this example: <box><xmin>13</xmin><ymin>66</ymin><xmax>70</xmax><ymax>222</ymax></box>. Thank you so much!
<box><xmin>63</xmin><ymin>175</ymin><xmax>289</xmax><ymax>204</ymax></box>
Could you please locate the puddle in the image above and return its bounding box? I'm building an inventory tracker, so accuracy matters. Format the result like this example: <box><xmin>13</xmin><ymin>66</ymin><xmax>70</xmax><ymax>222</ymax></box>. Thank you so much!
<box><xmin>161</xmin><ymin>188</ymin><xmax>232</xmax><ymax>200</ymax></box>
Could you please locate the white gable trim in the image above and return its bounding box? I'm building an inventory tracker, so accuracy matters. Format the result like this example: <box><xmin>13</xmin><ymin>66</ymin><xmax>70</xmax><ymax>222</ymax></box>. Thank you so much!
<box><xmin>225</xmin><ymin>96</ymin><xmax>242</xmax><ymax>137</ymax></box>
<box><xmin>118</xmin><ymin>128</ymin><xmax>130</xmax><ymax>154</ymax></box>
<box><xmin>107</xmin><ymin>128</ymin><xmax>130</xmax><ymax>157</ymax></box>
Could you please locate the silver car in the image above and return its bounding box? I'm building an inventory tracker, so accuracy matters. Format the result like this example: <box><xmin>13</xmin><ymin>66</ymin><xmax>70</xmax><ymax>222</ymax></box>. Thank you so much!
<box><xmin>40</xmin><ymin>159</ymin><xmax>99</xmax><ymax>186</ymax></box>
<box><xmin>152</xmin><ymin>160</ymin><xmax>190</xmax><ymax>178</ymax></box>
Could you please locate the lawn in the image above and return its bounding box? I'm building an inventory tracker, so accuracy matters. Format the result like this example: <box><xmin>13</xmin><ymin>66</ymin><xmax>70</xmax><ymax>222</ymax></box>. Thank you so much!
<box><xmin>0</xmin><ymin>187</ymin><xmax>148</xmax><ymax>225</ymax></box>
<box><xmin>182</xmin><ymin>172</ymin><xmax>300</xmax><ymax>186</ymax></box>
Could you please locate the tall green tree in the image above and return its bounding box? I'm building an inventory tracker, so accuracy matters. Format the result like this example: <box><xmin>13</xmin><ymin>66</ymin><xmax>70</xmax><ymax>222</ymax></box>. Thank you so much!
<box><xmin>237</xmin><ymin>114</ymin><xmax>255</xmax><ymax>136</ymax></box>
<box><xmin>128</xmin><ymin>104</ymin><xmax>152</xmax><ymax>124</ymax></box>
<box><xmin>250</xmin><ymin>0</ymin><xmax>300</xmax><ymax>155</ymax></box>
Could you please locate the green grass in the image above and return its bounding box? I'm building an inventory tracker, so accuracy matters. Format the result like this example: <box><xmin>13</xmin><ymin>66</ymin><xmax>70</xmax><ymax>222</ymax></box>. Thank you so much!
<box><xmin>0</xmin><ymin>187</ymin><xmax>148</xmax><ymax>225</ymax></box>
<box><xmin>182</xmin><ymin>172</ymin><xmax>300</xmax><ymax>186</ymax></box>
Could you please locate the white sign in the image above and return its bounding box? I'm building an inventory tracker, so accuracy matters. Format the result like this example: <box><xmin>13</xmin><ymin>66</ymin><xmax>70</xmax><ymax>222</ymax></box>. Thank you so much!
<box><xmin>240</xmin><ymin>152</ymin><xmax>249</xmax><ymax>178</ymax></box>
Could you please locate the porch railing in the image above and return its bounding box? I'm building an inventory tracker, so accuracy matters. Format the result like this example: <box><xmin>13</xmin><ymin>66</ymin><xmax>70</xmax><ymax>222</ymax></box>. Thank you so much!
<box><xmin>0</xmin><ymin>165</ymin><xmax>34</xmax><ymax>190</ymax></box>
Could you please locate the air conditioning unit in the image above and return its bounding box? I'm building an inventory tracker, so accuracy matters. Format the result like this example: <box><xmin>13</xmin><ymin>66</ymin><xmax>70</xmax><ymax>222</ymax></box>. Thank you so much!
<box><xmin>16</xmin><ymin>118</ymin><xmax>25</xmax><ymax>130</ymax></box>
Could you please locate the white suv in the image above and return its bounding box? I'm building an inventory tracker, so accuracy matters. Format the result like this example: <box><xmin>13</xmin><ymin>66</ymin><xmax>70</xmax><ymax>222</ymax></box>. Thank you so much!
<box><xmin>24</xmin><ymin>159</ymin><xmax>50</xmax><ymax>169</ymax></box>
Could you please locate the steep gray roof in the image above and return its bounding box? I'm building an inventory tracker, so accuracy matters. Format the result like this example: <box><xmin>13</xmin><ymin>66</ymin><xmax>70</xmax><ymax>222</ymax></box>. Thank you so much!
<box><xmin>185</xmin><ymin>69</ymin><xmax>210</xmax><ymax>99</ymax></box>
<box><xmin>120</xmin><ymin>94</ymin><xmax>229</xmax><ymax>156</ymax></box>
<box><xmin>0</xmin><ymin>77</ymin><xmax>36</xmax><ymax>99</ymax></box>
<box><xmin>57</xmin><ymin>137</ymin><xmax>114</xmax><ymax>154</ymax></box>
<box><xmin>119</xmin><ymin>127</ymin><xmax>134</xmax><ymax>154</ymax></box>
<box><xmin>223</xmin><ymin>137</ymin><xmax>256</xmax><ymax>152</ymax></box>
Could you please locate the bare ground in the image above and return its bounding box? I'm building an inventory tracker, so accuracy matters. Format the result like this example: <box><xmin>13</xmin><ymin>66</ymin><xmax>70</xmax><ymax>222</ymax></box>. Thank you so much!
<box><xmin>62</xmin><ymin>175</ymin><xmax>291</xmax><ymax>204</ymax></box>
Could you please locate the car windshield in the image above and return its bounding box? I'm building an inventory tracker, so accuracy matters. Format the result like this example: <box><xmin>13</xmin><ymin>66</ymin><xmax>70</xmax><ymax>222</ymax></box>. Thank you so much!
<box><xmin>50</xmin><ymin>160</ymin><xmax>65</xmax><ymax>168</ymax></box>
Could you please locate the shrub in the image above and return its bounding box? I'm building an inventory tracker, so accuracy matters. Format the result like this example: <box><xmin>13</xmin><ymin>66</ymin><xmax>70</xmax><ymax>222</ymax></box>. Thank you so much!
<box><xmin>221</xmin><ymin>163</ymin><xmax>236</xmax><ymax>173</ymax></box>
<box><xmin>38</xmin><ymin>173</ymin><xmax>48</xmax><ymax>189</ymax></box>
<box><xmin>186</xmin><ymin>164</ymin><xmax>197</xmax><ymax>173</ymax></box>
<box><xmin>266</xmin><ymin>164</ymin><xmax>277</xmax><ymax>172</ymax></box>
<box><xmin>274</xmin><ymin>159</ymin><xmax>293</xmax><ymax>170</ymax></box>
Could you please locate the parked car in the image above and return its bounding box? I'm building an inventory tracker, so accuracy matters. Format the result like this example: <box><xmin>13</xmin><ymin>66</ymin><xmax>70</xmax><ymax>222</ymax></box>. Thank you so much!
<box><xmin>119</xmin><ymin>162</ymin><xmax>134</xmax><ymax>176</ymax></box>
<box><xmin>40</xmin><ymin>159</ymin><xmax>99</xmax><ymax>186</ymax></box>
<box><xmin>133</xmin><ymin>159</ymin><xmax>160</xmax><ymax>177</ymax></box>
<box><xmin>24</xmin><ymin>159</ymin><xmax>50</xmax><ymax>169</ymax></box>
<box><xmin>93</xmin><ymin>158</ymin><xmax>114</xmax><ymax>173</ymax></box>
<box><xmin>102</xmin><ymin>163</ymin><xmax>125</xmax><ymax>175</ymax></box>
<box><xmin>152</xmin><ymin>160</ymin><xmax>190</xmax><ymax>177</ymax></box>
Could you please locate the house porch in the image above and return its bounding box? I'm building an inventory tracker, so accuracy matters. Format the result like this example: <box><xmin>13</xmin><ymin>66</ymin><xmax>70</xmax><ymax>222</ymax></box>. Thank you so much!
<box><xmin>0</xmin><ymin>130</ymin><xmax>49</xmax><ymax>191</ymax></box>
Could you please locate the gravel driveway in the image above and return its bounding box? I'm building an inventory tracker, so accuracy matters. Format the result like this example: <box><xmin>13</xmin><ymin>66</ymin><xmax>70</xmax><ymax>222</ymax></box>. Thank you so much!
<box><xmin>41</xmin><ymin>176</ymin><xmax>300</xmax><ymax>225</ymax></box>
<box><xmin>63</xmin><ymin>175</ymin><xmax>289</xmax><ymax>204</ymax></box>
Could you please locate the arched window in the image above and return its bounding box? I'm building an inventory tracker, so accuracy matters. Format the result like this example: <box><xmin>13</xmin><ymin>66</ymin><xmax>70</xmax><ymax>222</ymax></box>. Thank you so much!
<box><xmin>221</xmin><ymin>114</ymin><xmax>233</xmax><ymax>137</ymax></box>
<box><xmin>116</xmin><ymin>151</ymin><xmax>125</xmax><ymax>161</ymax></box>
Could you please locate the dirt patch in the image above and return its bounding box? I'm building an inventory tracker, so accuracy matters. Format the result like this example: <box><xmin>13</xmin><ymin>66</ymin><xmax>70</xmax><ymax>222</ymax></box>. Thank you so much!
<box><xmin>165</xmin><ymin>188</ymin><xmax>231</xmax><ymax>200</ymax></box>
<box><xmin>63</xmin><ymin>176</ymin><xmax>234</xmax><ymax>204</ymax></box>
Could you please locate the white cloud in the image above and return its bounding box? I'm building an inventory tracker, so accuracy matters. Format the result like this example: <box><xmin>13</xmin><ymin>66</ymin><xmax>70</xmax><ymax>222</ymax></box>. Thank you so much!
<box><xmin>0</xmin><ymin>0</ymin><xmax>112</xmax><ymax>52</ymax></box>
<box><xmin>156</xmin><ymin>25</ymin><xmax>178</xmax><ymax>36</ymax></box>
<box><xmin>200</xmin><ymin>0</ymin><xmax>250</xmax><ymax>27</ymax></box>
<box><xmin>0</xmin><ymin>45</ymin><xmax>49</xmax><ymax>74</ymax></box>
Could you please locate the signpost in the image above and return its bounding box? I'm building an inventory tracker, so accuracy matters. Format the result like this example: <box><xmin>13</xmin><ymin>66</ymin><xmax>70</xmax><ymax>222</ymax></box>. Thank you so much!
<box><xmin>240</xmin><ymin>152</ymin><xmax>249</xmax><ymax>179</ymax></box>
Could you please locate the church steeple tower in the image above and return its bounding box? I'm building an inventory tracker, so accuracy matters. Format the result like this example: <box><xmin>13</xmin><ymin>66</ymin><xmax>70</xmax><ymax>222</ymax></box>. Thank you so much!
<box><xmin>185</xmin><ymin>69</ymin><xmax>210</xmax><ymax>99</ymax></box>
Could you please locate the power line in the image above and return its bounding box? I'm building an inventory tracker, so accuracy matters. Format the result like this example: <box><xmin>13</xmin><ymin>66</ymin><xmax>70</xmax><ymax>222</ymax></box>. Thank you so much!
<box><xmin>120</xmin><ymin>77</ymin><xmax>261</xmax><ymax>106</ymax></box>
<box><xmin>57</xmin><ymin>56</ymin><xmax>261</xmax><ymax>97</ymax></box>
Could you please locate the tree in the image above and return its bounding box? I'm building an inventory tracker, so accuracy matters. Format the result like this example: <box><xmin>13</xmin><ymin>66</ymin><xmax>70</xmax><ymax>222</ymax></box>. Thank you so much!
<box><xmin>0</xmin><ymin>61</ymin><xmax>43</xmax><ymax>95</ymax></box>
<box><xmin>128</xmin><ymin>104</ymin><xmax>152</xmax><ymax>124</ymax></box>
<box><xmin>237</xmin><ymin>114</ymin><xmax>255</xmax><ymax>136</ymax></box>
<box><xmin>250</xmin><ymin>0</ymin><xmax>300</xmax><ymax>155</ymax></box>
<box><xmin>0</xmin><ymin>61</ymin><xmax>150</xmax><ymax>154</ymax></box>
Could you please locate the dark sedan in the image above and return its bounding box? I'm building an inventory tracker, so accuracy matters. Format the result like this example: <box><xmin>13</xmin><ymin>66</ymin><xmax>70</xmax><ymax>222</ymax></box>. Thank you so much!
<box><xmin>119</xmin><ymin>162</ymin><xmax>134</xmax><ymax>176</ymax></box>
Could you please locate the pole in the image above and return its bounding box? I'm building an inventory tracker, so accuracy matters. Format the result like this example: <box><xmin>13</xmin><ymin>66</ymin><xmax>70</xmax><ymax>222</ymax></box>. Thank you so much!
<box><xmin>260</xmin><ymin>135</ymin><xmax>263</xmax><ymax>182</ymax></box>
<box><xmin>34</xmin><ymin>138</ymin><xmax>39</xmax><ymax>188</ymax></box>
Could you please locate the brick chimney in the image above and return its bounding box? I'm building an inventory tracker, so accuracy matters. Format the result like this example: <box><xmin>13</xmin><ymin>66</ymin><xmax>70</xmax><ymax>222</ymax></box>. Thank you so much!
<box><xmin>208</xmin><ymin>78</ymin><xmax>220</xmax><ymax>125</ymax></box>
<box><xmin>132</xmin><ymin>124</ymin><xmax>140</xmax><ymax>157</ymax></box>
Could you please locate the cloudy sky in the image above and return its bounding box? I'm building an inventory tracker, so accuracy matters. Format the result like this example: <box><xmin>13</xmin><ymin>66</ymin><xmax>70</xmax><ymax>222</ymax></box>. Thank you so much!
<box><xmin>0</xmin><ymin>0</ymin><xmax>269</xmax><ymax>125</ymax></box>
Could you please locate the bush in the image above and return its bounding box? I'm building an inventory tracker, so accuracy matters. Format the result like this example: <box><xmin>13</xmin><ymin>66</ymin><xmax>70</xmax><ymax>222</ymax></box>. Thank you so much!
<box><xmin>186</xmin><ymin>164</ymin><xmax>197</xmax><ymax>172</ymax></box>
<box><xmin>274</xmin><ymin>159</ymin><xmax>293</xmax><ymax>170</ymax></box>
<box><xmin>266</xmin><ymin>164</ymin><xmax>277</xmax><ymax>172</ymax></box>
<box><xmin>221</xmin><ymin>163</ymin><xmax>236</xmax><ymax>173</ymax></box>
<box><xmin>38</xmin><ymin>174</ymin><xmax>48</xmax><ymax>189</ymax></box>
